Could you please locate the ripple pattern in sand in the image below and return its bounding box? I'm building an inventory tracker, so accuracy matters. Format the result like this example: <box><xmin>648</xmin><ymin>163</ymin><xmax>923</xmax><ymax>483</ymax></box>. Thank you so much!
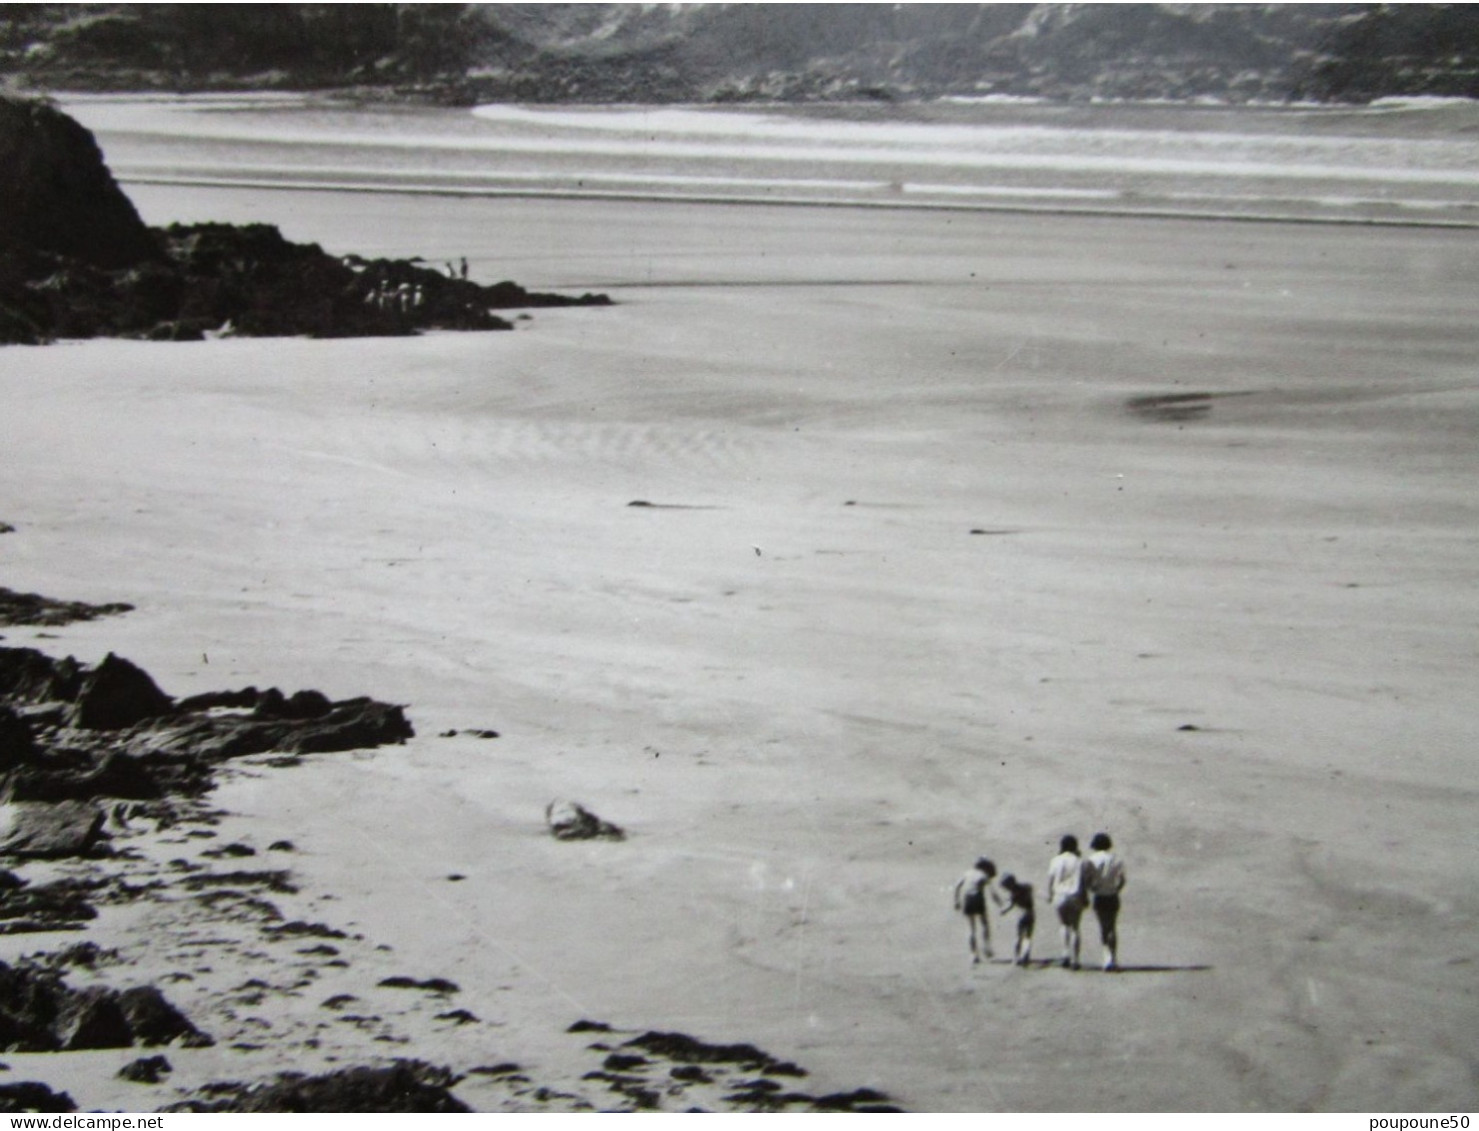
<box><xmin>403</xmin><ymin>415</ymin><xmax>769</xmax><ymax>481</ymax></box>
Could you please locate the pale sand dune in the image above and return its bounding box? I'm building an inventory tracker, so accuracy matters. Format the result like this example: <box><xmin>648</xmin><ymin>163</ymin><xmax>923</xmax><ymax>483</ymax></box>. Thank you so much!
<box><xmin>1</xmin><ymin>194</ymin><xmax>1476</xmax><ymax>1111</ymax></box>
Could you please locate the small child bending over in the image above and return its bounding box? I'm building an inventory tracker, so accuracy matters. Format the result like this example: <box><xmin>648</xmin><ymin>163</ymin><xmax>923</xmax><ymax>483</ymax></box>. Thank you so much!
<box><xmin>994</xmin><ymin>874</ymin><xmax>1036</xmax><ymax>967</ymax></box>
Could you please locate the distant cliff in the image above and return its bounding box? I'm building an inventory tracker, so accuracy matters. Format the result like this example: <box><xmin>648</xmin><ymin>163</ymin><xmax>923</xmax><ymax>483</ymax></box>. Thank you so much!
<box><xmin>0</xmin><ymin>95</ymin><xmax>607</xmax><ymax>346</ymax></box>
<box><xmin>2</xmin><ymin>4</ymin><xmax>1477</xmax><ymax>105</ymax></box>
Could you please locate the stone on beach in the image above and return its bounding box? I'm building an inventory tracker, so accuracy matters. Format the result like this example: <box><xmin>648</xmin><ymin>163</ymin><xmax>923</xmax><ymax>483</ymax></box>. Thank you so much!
<box><xmin>0</xmin><ymin>800</ymin><xmax>106</xmax><ymax>859</ymax></box>
<box><xmin>546</xmin><ymin>799</ymin><xmax>625</xmax><ymax>841</ymax></box>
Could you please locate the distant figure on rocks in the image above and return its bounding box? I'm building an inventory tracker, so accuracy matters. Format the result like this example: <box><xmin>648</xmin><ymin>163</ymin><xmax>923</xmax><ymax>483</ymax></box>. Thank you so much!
<box><xmin>1046</xmin><ymin>835</ymin><xmax>1087</xmax><ymax>970</ymax></box>
<box><xmin>953</xmin><ymin>857</ymin><xmax>997</xmax><ymax>964</ymax></box>
<box><xmin>1084</xmin><ymin>832</ymin><xmax>1127</xmax><ymax>971</ymax></box>
<box><xmin>994</xmin><ymin>873</ymin><xmax>1035</xmax><ymax>966</ymax></box>
<box><xmin>459</xmin><ymin>257</ymin><xmax>469</xmax><ymax>280</ymax></box>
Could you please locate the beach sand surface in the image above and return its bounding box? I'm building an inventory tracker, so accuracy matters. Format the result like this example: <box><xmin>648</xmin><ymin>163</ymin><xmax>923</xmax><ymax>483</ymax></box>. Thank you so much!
<box><xmin>1</xmin><ymin>189</ymin><xmax>1477</xmax><ymax>1111</ymax></box>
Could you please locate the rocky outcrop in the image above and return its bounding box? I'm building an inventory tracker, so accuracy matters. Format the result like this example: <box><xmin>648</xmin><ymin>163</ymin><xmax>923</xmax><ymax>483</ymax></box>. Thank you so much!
<box><xmin>0</xmin><ymin>1081</ymin><xmax>77</xmax><ymax>1113</ymax></box>
<box><xmin>0</xmin><ymin>643</ymin><xmax>414</xmax><ymax>861</ymax></box>
<box><xmin>125</xmin><ymin>695</ymin><xmax>414</xmax><ymax>761</ymax></box>
<box><xmin>117</xmin><ymin>1055</ymin><xmax>171</xmax><ymax>1083</ymax></box>
<box><xmin>0</xmin><ymin>647</ymin><xmax>83</xmax><ymax>707</ymax></box>
<box><xmin>0</xmin><ymin>95</ymin><xmax>610</xmax><ymax>346</ymax></box>
<box><xmin>0</xmin><ymin>96</ymin><xmax>159</xmax><ymax>270</ymax></box>
<box><xmin>167</xmin><ymin>1060</ymin><xmax>470</xmax><ymax>1113</ymax></box>
<box><xmin>66</xmin><ymin>653</ymin><xmax>174</xmax><ymax>731</ymax></box>
<box><xmin>0</xmin><ymin>959</ymin><xmax>211</xmax><ymax>1051</ymax></box>
<box><xmin>0</xmin><ymin>587</ymin><xmax>134</xmax><ymax>629</ymax></box>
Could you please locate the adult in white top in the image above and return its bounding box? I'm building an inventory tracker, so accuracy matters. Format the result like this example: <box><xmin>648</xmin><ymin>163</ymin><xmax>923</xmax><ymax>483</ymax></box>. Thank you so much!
<box><xmin>1046</xmin><ymin>835</ymin><xmax>1087</xmax><ymax>970</ymax></box>
<box><xmin>1085</xmin><ymin>832</ymin><xmax>1127</xmax><ymax>972</ymax></box>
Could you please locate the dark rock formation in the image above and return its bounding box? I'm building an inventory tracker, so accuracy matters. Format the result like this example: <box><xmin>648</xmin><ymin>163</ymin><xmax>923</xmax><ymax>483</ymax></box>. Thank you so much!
<box><xmin>0</xmin><ymin>95</ymin><xmax>610</xmax><ymax>346</ymax></box>
<box><xmin>115</xmin><ymin>986</ymin><xmax>213</xmax><ymax>1047</ymax></box>
<box><xmin>0</xmin><ymin>644</ymin><xmax>413</xmax><ymax>829</ymax></box>
<box><xmin>546</xmin><ymin>799</ymin><xmax>625</xmax><ymax>842</ymax></box>
<box><xmin>118</xmin><ymin>1054</ymin><xmax>172</xmax><ymax>1083</ymax></box>
<box><xmin>624</xmin><ymin>1030</ymin><xmax>793</xmax><ymax>1070</ymax></box>
<box><xmin>0</xmin><ymin>587</ymin><xmax>134</xmax><ymax>628</ymax></box>
<box><xmin>0</xmin><ymin>1081</ymin><xmax>77</xmax><ymax>1113</ymax></box>
<box><xmin>0</xmin><ymin>873</ymin><xmax>99</xmax><ymax>935</ymax></box>
<box><xmin>560</xmin><ymin>1024</ymin><xmax>901</xmax><ymax>1112</ymax></box>
<box><xmin>0</xmin><ymin>800</ymin><xmax>107</xmax><ymax>859</ymax></box>
<box><xmin>168</xmin><ymin>1061</ymin><xmax>470</xmax><ymax>1113</ymax></box>
<box><xmin>0</xmin><ymin>647</ymin><xmax>83</xmax><ymax>707</ymax></box>
<box><xmin>125</xmin><ymin>696</ymin><xmax>414</xmax><ymax>762</ymax></box>
<box><xmin>378</xmin><ymin>976</ymin><xmax>459</xmax><ymax>995</ymax></box>
<box><xmin>0</xmin><ymin>959</ymin><xmax>210</xmax><ymax>1051</ymax></box>
<box><xmin>0</xmin><ymin>637</ymin><xmax>414</xmax><ymax>961</ymax></box>
<box><xmin>0</xmin><ymin>707</ymin><xmax>37</xmax><ymax>772</ymax></box>
<box><xmin>0</xmin><ymin>95</ymin><xmax>159</xmax><ymax>270</ymax></box>
<box><xmin>67</xmin><ymin>653</ymin><xmax>174</xmax><ymax>731</ymax></box>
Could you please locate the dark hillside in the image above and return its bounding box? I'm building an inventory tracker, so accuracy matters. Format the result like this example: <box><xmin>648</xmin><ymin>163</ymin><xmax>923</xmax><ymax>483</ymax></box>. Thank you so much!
<box><xmin>2</xmin><ymin>4</ymin><xmax>1476</xmax><ymax>104</ymax></box>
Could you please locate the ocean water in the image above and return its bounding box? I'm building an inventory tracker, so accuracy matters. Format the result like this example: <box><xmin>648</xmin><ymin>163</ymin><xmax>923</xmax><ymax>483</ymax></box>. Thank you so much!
<box><xmin>61</xmin><ymin>93</ymin><xmax>1479</xmax><ymax>226</ymax></box>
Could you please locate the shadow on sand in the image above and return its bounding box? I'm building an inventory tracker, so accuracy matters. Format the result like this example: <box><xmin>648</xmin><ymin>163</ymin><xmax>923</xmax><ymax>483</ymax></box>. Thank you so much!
<box><xmin>990</xmin><ymin>959</ymin><xmax>1212</xmax><ymax>973</ymax></box>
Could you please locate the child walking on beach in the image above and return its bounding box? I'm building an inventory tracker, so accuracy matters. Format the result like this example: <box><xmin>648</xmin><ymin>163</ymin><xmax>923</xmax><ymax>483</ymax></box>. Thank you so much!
<box><xmin>953</xmin><ymin>857</ymin><xmax>997</xmax><ymax>964</ymax></box>
<box><xmin>994</xmin><ymin>874</ymin><xmax>1035</xmax><ymax>966</ymax></box>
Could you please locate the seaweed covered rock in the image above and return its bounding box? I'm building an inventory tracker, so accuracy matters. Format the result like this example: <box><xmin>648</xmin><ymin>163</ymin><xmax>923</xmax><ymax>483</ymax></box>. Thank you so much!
<box><xmin>172</xmin><ymin>1061</ymin><xmax>469</xmax><ymax>1113</ymax></box>
<box><xmin>125</xmin><ymin>696</ymin><xmax>414</xmax><ymax>761</ymax></box>
<box><xmin>0</xmin><ymin>960</ymin><xmax>210</xmax><ymax>1051</ymax></box>
<box><xmin>0</xmin><ymin>1081</ymin><xmax>77</xmax><ymax>1113</ymax></box>
<box><xmin>0</xmin><ymin>587</ymin><xmax>134</xmax><ymax>629</ymax></box>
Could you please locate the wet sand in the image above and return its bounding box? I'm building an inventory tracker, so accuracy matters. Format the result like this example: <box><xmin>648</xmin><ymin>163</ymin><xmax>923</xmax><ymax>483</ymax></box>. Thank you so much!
<box><xmin>1</xmin><ymin>189</ymin><xmax>1476</xmax><ymax>1110</ymax></box>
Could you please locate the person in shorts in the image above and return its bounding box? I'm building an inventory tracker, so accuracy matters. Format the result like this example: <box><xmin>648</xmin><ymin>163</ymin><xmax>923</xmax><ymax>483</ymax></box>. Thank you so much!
<box><xmin>953</xmin><ymin>857</ymin><xmax>997</xmax><ymax>964</ymax></box>
<box><xmin>1046</xmin><ymin>835</ymin><xmax>1087</xmax><ymax>970</ymax></box>
<box><xmin>994</xmin><ymin>873</ymin><xmax>1036</xmax><ymax>966</ymax></box>
<box><xmin>1084</xmin><ymin>832</ymin><xmax>1127</xmax><ymax>971</ymax></box>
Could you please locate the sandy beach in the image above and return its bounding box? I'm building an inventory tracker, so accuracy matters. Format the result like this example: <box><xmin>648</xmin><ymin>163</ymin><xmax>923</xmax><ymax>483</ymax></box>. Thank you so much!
<box><xmin>2</xmin><ymin>117</ymin><xmax>1478</xmax><ymax>1110</ymax></box>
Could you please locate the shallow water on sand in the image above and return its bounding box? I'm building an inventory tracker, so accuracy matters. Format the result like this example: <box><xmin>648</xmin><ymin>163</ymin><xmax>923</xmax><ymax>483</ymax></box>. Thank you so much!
<box><xmin>63</xmin><ymin>93</ymin><xmax>1479</xmax><ymax>225</ymax></box>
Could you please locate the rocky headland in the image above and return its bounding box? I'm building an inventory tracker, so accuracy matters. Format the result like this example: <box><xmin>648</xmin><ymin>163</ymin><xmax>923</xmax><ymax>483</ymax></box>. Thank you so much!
<box><xmin>0</xmin><ymin>94</ymin><xmax>609</xmax><ymax>347</ymax></box>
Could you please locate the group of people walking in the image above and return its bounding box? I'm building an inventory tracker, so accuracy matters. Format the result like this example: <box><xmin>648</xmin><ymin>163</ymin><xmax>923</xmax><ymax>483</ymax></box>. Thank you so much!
<box><xmin>953</xmin><ymin>833</ymin><xmax>1126</xmax><ymax>971</ymax></box>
